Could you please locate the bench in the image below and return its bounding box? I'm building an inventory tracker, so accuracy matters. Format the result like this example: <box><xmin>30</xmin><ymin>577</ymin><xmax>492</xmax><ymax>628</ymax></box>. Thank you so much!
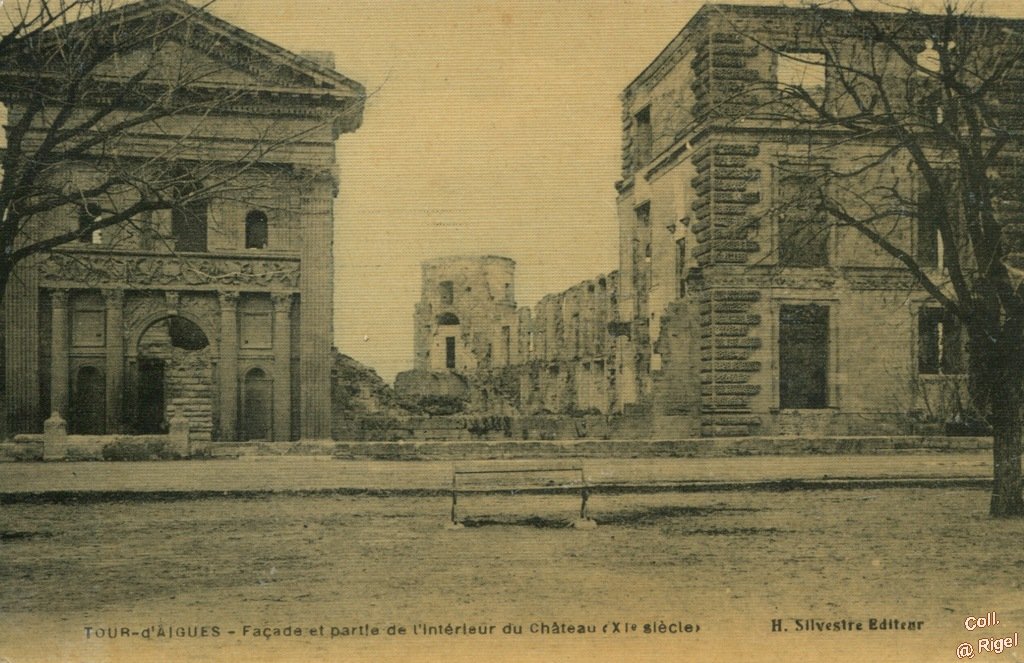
<box><xmin>448</xmin><ymin>460</ymin><xmax>597</xmax><ymax>529</ymax></box>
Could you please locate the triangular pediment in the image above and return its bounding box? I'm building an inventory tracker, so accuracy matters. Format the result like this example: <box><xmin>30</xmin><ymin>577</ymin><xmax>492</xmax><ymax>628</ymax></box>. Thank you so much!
<box><xmin>12</xmin><ymin>0</ymin><xmax>364</xmax><ymax>101</ymax></box>
<box><xmin>96</xmin><ymin>39</ymin><xmax>275</xmax><ymax>89</ymax></box>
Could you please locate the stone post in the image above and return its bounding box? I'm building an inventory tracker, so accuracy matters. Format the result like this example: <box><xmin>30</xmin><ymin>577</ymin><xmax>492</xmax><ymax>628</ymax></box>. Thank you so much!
<box><xmin>103</xmin><ymin>289</ymin><xmax>124</xmax><ymax>432</ymax></box>
<box><xmin>50</xmin><ymin>289</ymin><xmax>70</xmax><ymax>418</ymax></box>
<box><xmin>272</xmin><ymin>292</ymin><xmax>292</xmax><ymax>442</ymax></box>
<box><xmin>42</xmin><ymin>411</ymin><xmax>68</xmax><ymax>461</ymax></box>
<box><xmin>168</xmin><ymin>410</ymin><xmax>191</xmax><ymax>458</ymax></box>
<box><xmin>218</xmin><ymin>291</ymin><xmax>239</xmax><ymax>441</ymax></box>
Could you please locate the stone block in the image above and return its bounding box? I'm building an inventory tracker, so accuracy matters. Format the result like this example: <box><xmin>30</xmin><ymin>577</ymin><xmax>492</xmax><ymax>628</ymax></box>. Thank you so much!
<box><xmin>168</xmin><ymin>413</ymin><xmax>191</xmax><ymax>458</ymax></box>
<box><xmin>43</xmin><ymin>411</ymin><xmax>68</xmax><ymax>461</ymax></box>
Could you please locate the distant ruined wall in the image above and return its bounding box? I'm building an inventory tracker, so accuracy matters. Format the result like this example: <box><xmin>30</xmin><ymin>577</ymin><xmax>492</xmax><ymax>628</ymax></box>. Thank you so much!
<box><xmin>400</xmin><ymin>257</ymin><xmax>620</xmax><ymax>417</ymax></box>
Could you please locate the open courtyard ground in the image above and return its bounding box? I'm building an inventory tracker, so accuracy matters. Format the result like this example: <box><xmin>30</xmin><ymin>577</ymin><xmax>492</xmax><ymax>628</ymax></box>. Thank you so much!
<box><xmin>1</xmin><ymin>455</ymin><xmax>1022</xmax><ymax>662</ymax></box>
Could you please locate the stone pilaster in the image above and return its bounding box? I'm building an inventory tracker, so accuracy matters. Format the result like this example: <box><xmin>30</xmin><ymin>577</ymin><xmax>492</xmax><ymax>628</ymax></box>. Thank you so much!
<box><xmin>698</xmin><ymin>286</ymin><xmax>763</xmax><ymax>436</ymax></box>
<box><xmin>272</xmin><ymin>292</ymin><xmax>292</xmax><ymax>442</ymax></box>
<box><xmin>50</xmin><ymin>289</ymin><xmax>70</xmax><ymax>417</ymax></box>
<box><xmin>4</xmin><ymin>260</ymin><xmax>40</xmax><ymax>434</ymax></box>
<box><xmin>298</xmin><ymin>170</ymin><xmax>335</xmax><ymax>438</ymax></box>
<box><xmin>103</xmin><ymin>289</ymin><xmax>124</xmax><ymax>431</ymax></box>
<box><xmin>218</xmin><ymin>291</ymin><xmax>239</xmax><ymax>441</ymax></box>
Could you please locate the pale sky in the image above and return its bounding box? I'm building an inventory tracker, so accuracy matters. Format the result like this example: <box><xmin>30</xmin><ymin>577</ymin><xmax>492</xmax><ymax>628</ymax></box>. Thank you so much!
<box><xmin>8</xmin><ymin>0</ymin><xmax>1020</xmax><ymax>382</ymax></box>
<box><xmin>207</xmin><ymin>0</ymin><xmax>721</xmax><ymax>382</ymax></box>
<box><xmin>204</xmin><ymin>0</ymin><xmax>1024</xmax><ymax>383</ymax></box>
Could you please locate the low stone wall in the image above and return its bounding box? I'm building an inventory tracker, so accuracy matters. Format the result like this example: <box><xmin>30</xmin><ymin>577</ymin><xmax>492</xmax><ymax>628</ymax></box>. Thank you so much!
<box><xmin>2</xmin><ymin>412</ymin><xmax>196</xmax><ymax>461</ymax></box>
<box><xmin>328</xmin><ymin>435</ymin><xmax>990</xmax><ymax>460</ymax></box>
<box><xmin>332</xmin><ymin>413</ymin><xmax>649</xmax><ymax>442</ymax></box>
<box><xmin>328</xmin><ymin>436</ymin><xmax>990</xmax><ymax>460</ymax></box>
<box><xmin>4</xmin><ymin>431</ymin><xmax>992</xmax><ymax>462</ymax></box>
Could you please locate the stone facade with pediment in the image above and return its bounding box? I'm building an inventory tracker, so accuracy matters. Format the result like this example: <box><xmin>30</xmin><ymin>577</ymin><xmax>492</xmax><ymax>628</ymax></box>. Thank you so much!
<box><xmin>2</xmin><ymin>0</ymin><xmax>364</xmax><ymax>442</ymax></box>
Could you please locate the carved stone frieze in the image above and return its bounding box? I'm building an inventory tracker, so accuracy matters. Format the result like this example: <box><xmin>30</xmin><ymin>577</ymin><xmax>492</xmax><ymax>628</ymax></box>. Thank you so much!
<box><xmin>40</xmin><ymin>251</ymin><xmax>300</xmax><ymax>290</ymax></box>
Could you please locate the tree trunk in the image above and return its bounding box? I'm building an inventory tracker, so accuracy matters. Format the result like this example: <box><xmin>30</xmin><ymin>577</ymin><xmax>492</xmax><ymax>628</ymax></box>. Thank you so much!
<box><xmin>989</xmin><ymin>393</ymin><xmax>1024</xmax><ymax>518</ymax></box>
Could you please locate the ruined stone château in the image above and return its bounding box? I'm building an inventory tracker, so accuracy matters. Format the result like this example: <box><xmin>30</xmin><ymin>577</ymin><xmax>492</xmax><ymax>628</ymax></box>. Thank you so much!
<box><xmin>403</xmin><ymin>4</ymin><xmax>1024</xmax><ymax>439</ymax></box>
<box><xmin>399</xmin><ymin>256</ymin><xmax>618</xmax><ymax>417</ymax></box>
<box><xmin>2</xmin><ymin>0</ymin><xmax>364</xmax><ymax>441</ymax></box>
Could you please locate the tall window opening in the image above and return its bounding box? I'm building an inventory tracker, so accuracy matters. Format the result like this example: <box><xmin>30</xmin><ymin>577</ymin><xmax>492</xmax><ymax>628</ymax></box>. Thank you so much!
<box><xmin>916</xmin><ymin>175</ymin><xmax>955</xmax><ymax>270</ymax></box>
<box><xmin>171</xmin><ymin>199</ymin><xmax>208</xmax><ymax>252</ymax></box>
<box><xmin>779</xmin><ymin>304</ymin><xmax>829</xmax><ymax>409</ymax></box>
<box><xmin>918</xmin><ymin>308</ymin><xmax>964</xmax><ymax>374</ymax></box>
<box><xmin>635</xmin><ymin>202</ymin><xmax>651</xmax><ymax>228</ymax></box>
<box><xmin>445</xmin><ymin>336</ymin><xmax>456</xmax><ymax>369</ymax></box>
<box><xmin>777</xmin><ymin>171</ymin><xmax>829</xmax><ymax>267</ymax></box>
<box><xmin>245</xmin><ymin>210</ymin><xmax>269</xmax><ymax>249</ymax></box>
<box><xmin>916</xmin><ymin>188</ymin><xmax>942</xmax><ymax>269</ymax></box>
<box><xmin>439</xmin><ymin>281</ymin><xmax>454</xmax><ymax>306</ymax></box>
<box><xmin>633</xmin><ymin>105</ymin><xmax>652</xmax><ymax>166</ymax></box>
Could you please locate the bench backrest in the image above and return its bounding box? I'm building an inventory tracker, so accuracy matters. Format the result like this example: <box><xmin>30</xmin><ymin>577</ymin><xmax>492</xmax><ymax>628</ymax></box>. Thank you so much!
<box><xmin>452</xmin><ymin>462</ymin><xmax>587</xmax><ymax>492</ymax></box>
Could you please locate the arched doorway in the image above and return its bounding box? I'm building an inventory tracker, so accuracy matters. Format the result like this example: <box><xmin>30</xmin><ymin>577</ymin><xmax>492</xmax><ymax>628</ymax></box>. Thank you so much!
<box><xmin>71</xmin><ymin>366</ymin><xmax>106</xmax><ymax>434</ymax></box>
<box><xmin>242</xmin><ymin>367</ymin><xmax>272</xmax><ymax>441</ymax></box>
<box><xmin>134</xmin><ymin>315</ymin><xmax>212</xmax><ymax>436</ymax></box>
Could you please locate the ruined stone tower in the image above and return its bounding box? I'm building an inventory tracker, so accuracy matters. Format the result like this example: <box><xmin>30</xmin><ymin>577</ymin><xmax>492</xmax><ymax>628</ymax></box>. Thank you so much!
<box><xmin>413</xmin><ymin>256</ymin><xmax>519</xmax><ymax>373</ymax></box>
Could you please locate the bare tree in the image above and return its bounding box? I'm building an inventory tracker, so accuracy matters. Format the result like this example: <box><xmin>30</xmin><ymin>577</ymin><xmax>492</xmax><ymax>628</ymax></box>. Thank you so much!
<box><xmin>0</xmin><ymin>0</ymin><xmax>361</xmax><ymax>297</ymax></box>
<box><xmin>715</xmin><ymin>1</ymin><xmax>1024</xmax><ymax>516</ymax></box>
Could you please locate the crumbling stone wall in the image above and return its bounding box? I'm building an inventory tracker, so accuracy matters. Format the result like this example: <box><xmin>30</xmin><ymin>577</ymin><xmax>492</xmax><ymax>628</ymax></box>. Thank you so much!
<box><xmin>400</xmin><ymin>259</ymin><xmax>619</xmax><ymax>417</ymax></box>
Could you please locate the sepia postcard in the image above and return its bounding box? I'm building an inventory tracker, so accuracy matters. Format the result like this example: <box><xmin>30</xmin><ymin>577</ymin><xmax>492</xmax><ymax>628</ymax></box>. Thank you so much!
<box><xmin>2</xmin><ymin>0</ymin><xmax>1024</xmax><ymax>661</ymax></box>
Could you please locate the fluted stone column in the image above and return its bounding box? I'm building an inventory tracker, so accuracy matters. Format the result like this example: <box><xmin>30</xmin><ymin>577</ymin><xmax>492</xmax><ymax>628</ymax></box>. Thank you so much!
<box><xmin>299</xmin><ymin>170</ymin><xmax>334</xmax><ymax>438</ymax></box>
<box><xmin>218</xmin><ymin>291</ymin><xmax>239</xmax><ymax>441</ymax></box>
<box><xmin>4</xmin><ymin>260</ymin><xmax>40</xmax><ymax>435</ymax></box>
<box><xmin>50</xmin><ymin>289</ymin><xmax>70</xmax><ymax>417</ymax></box>
<box><xmin>272</xmin><ymin>293</ymin><xmax>292</xmax><ymax>442</ymax></box>
<box><xmin>103</xmin><ymin>289</ymin><xmax>124</xmax><ymax>432</ymax></box>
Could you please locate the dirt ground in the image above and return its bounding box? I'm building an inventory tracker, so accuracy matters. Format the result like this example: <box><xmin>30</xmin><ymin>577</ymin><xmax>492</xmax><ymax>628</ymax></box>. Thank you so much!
<box><xmin>2</xmin><ymin>485</ymin><xmax>1022</xmax><ymax>662</ymax></box>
